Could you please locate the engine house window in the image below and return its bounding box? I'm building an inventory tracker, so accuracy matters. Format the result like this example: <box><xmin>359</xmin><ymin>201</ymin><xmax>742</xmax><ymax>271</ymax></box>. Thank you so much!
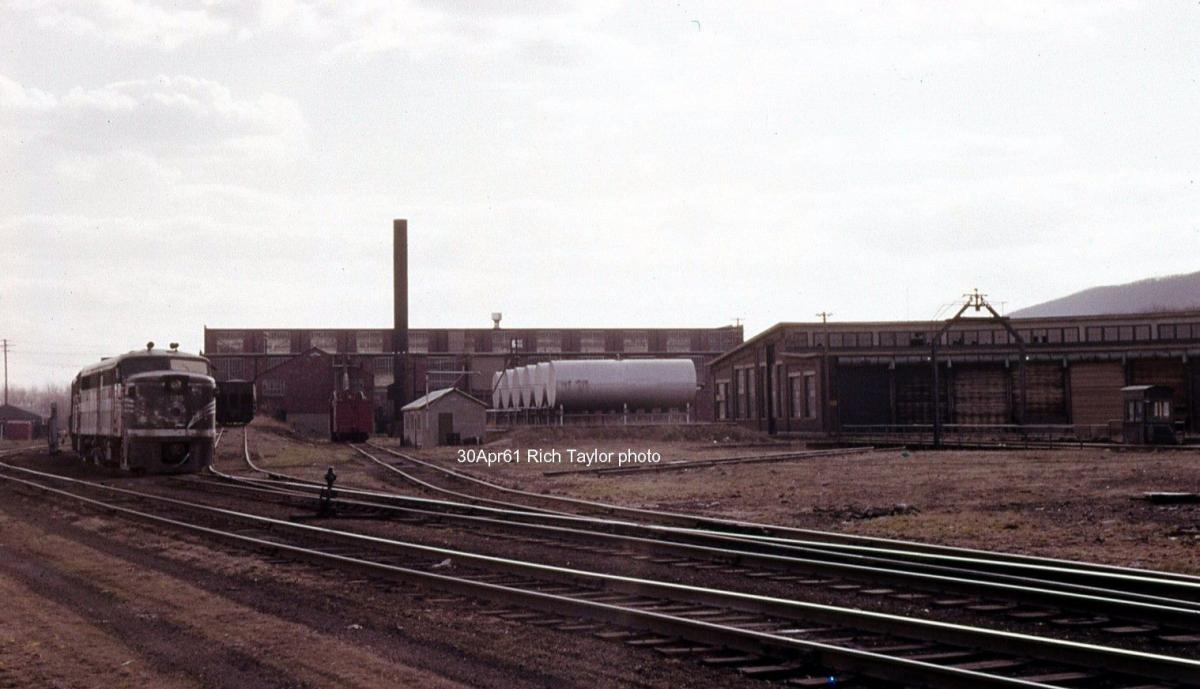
<box><xmin>310</xmin><ymin>331</ymin><xmax>338</xmax><ymax>352</ymax></box>
<box><xmin>264</xmin><ymin>332</ymin><xmax>291</xmax><ymax>354</ymax></box>
<box><xmin>622</xmin><ymin>333</ymin><xmax>649</xmax><ymax>353</ymax></box>
<box><xmin>357</xmin><ymin>331</ymin><xmax>384</xmax><ymax>353</ymax></box>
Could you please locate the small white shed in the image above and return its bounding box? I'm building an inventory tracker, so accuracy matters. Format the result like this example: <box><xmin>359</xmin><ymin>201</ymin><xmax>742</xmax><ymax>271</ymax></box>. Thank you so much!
<box><xmin>401</xmin><ymin>388</ymin><xmax>487</xmax><ymax>448</ymax></box>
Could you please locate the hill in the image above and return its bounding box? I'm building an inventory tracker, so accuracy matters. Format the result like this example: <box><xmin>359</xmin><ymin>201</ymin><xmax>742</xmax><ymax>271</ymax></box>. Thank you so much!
<box><xmin>1011</xmin><ymin>271</ymin><xmax>1200</xmax><ymax>318</ymax></box>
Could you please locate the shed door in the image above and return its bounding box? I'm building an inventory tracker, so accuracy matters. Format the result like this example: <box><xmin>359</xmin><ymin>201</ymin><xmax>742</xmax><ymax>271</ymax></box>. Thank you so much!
<box><xmin>895</xmin><ymin>365</ymin><xmax>949</xmax><ymax>425</ymax></box>
<box><xmin>437</xmin><ymin>413</ymin><xmax>453</xmax><ymax>445</ymax></box>
<box><xmin>953</xmin><ymin>365</ymin><xmax>1008</xmax><ymax>425</ymax></box>
<box><xmin>835</xmin><ymin>365</ymin><xmax>891</xmax><ymax>426</ymax></box>
<box><xmin>1070</xmin><ymin>362</ymin><xmax>1124</xmax><ymax>427</ymax></box>
<box><xmin>1021</xmin><ymin>362</ymin><xmax>1067</xmax><ymax>424</ymax></box>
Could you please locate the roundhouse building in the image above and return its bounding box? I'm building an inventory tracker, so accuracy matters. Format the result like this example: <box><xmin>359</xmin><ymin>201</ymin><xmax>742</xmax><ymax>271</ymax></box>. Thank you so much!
<box><xmin>709</xmin><ymin>311</ymin><xmax>1200</xmax><ymax>437</ymax></box>
<box><xmin>204</xmin><ymin>325</ymin><xmax>742</xmax><ymax>424</ymax></box>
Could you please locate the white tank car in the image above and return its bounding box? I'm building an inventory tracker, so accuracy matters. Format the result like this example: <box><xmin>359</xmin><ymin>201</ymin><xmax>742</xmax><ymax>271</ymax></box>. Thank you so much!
<box><xmin>69</xmin><ymin>345</ymin><xmax>216</xmax><ymax>473</ymax></box>
<box><xmin>538</xmin><ymin>359</ymin><xmax>696</xmax><ymax>412</ymax></box>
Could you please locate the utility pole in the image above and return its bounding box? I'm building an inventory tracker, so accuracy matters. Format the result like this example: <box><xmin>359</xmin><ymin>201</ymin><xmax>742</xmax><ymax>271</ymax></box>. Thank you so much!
<box><xmin>2</xmin><ymin>338</ymin><xmax>8</xmax><ymax>406</ymax></box>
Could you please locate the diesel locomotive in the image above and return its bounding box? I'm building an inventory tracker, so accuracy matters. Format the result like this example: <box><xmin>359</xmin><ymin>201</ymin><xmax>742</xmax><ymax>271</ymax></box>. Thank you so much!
<box><xmin>70</xmin><ymin>344</ymin><xmax>216</xmax><ymax>473</ymax></box>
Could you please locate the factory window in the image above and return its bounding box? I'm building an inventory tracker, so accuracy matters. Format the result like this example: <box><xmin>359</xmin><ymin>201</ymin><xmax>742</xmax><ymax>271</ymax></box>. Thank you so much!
<box><xmin>747</xmin><ymin>368</ymin><xmax>757</xmax><ymax>419</ymax></box>
<box><xmin>261</xmin><ymin>379</ymin><xmax>285</xmax><ymax>397</ymax></box>
<box><xmin>447</xmin><ymin>330</ymin><xmax>466</xmax><ymax>353</ymax></box>
<box><xmin>1062</xmin><ymin>328</ymin><xmax>1079</xmax><ymax>343</ymax></box>
<box><xmin>373</xmin><ymin>357</ymin><xmax>393</xmax><ymax>374</ymax></box>
<box><xmin>789</xmin><ymin>376</ymin><xmax>802</xmax><ymax>418</ymax></box>
<box><xmin>909</xmin><ymin>333</ymin><xmax>927</xmax><ymax>346</ymax></box>
<box><xmin>735</xmin><ymin>369</ymin><xmax>747</xmax><ymax>419</ymax></box>
<box><xmin>1118</xmin><ymin>326</ymin><xmax>1134</xmax><ymax>342</ymax></box>
<box><xmin>536</xmin><ymin>332</ymin><xmax>563</xmax><ymax>354</ymax></box>
<box><xmin>1159</xmin><ymin>324</ymin><xmax>1176</xmax><ymax>340</ymax></box>
<box><xmin>579</xmin><ymin>332</ymin><xmax>606</xmax><ymax>353</ymax></box>
<box><xmin>1085</xmin><ymin>327</ymin><xmax>1102</xmax><ymax>342</ymax></box>
<box><xmin>408</xmin><ymin>332</ymin><xmax>429</xmax><ymax>353</ymax></box>
<box><xmin>804</xmin><ymin>373</ymin><xmax>817</xmax><ymax>419</ymax></box>
<box><xmin>310</xmin><ymin>331</ymin><xmax>338</xmax><ymax>352</ymax></box>
<box><xmin>716</xmin><ymin>381</ymin><xmax>729</xmax><ymax>420</ymax></box>
<box><xmin>1134</xmin><ymin>325</ymin><xmax>1150</xmax><ymax>341</ymax></box>
<box><xmin>264</xmin><ymin>332</ymin><xmax>291</xmax><ymax>354</ymax></box>
<box><xmin>1047</xmin><ymin>329</ymin><xmax>1062</xmax><ymax>344</ymax></box>
<box><xmin>622</xmin><ymin>333</ymin><xmax>649</xmax><ymax>353</ymax></box>
<box><xmin>665</xmin><ymin>333</ymin><xmax>692</xmax><ymax>353</ymax></box>
<box><xmin>773</xmin><ymin>364</ymin><xmax>784</xmax><ymax>418</ymax></box>
<box><xmin>1103</xmin><ymin>326</ymin><xmax>1118</xmax><ymax>342</ymax></box>
<box><xmin>878</xmin><ymin>332</ymin><xmax>896</xmax><ymax>347</ymax></box>
<box><xmin>216</xmin><ymin>336</ymin><xmax>244</xmax><ymax>353</ymax></box>
<box><xmin>356</xmin><ymin>331</ymin><xmax>383</xmax><ymax>353</ymax></box>
<box><xmin>785</xmin><ymin>331</ymin><xmax>810</xmax><ymax>350</ymax></box>
<box><xmin>828</xmin><ymin>333</ymin><xmax>843</xmax><ymax>348</ymax></box>
<box><xmin>225</xmin><ymin>358</ymin><xmax>244</xmax><ymax>380</ymax></box>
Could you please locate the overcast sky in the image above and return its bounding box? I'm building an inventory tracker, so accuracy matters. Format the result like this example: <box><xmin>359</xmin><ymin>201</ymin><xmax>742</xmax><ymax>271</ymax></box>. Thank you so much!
<box><xmin>2</xmin><ymin>1</ymin><xmax>1198</xmax><ymax>386</ymax></box>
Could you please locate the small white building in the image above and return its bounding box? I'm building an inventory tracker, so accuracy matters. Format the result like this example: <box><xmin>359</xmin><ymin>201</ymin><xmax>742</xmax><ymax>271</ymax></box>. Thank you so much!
<box><xmin>402</xmin><ymin>387</ymin><xmax>487</xmax><ymax>448</ymax></box>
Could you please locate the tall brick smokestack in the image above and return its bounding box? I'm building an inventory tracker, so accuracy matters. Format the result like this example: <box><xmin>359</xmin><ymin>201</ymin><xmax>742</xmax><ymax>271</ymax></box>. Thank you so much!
<box><xmin>391</xmin><ymin>219</ymin><xmax>408</xmax><ymax>431</ymax></box>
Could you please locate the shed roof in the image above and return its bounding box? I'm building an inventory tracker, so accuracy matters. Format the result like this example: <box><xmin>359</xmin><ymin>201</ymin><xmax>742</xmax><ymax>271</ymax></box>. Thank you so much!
<box><xmin>402</xmin><ymin>387</ymin><xmax>487</xmax><ymax>412</ymax></box>
<box><xmin>0</xmin><ymin>404</ymin><xmax>43</xmax><ymax>422</ymax></box>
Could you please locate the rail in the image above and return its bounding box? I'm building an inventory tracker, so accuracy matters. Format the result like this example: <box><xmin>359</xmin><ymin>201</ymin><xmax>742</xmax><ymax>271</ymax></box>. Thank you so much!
<box><xmin>3</xmin><ymin>462</ymin><xmax>1200</xmax><ymax>687</ymax></box>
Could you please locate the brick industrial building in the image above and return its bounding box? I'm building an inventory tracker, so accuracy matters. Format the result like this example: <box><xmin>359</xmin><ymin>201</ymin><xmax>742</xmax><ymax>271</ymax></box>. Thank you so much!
<box><xmin>202</xmin><ymin>219</ymin><xmax>743</xmax><ymax>431</ymax></box>
<box><xmin>204</xmin><ymin>324</ymin><xmax>742</xmax><ymax>426</ymax></box>
<box><xmin>709</xmin><ymin>309</ymin><xmax>1200</xmax><ymax>437</ymax></box>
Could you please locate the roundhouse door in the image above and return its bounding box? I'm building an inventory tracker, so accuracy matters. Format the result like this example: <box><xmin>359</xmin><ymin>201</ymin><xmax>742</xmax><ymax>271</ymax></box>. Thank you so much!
<box><xmin>437</xmin><ymin>413</ymin><xmax>453</xmax><ymax>445</ymax></box>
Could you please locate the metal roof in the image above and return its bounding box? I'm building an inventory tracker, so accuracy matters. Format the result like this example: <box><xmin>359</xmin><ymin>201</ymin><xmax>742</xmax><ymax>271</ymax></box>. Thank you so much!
<box><xmin>401</xmin><ymin>387</ymin><xmax>487</xmax><ymax>412</ymax></box>
<box><xmin>0</xmin><ymin>404</ymin><xmax>43</xmax><ymax>422</ymax></box>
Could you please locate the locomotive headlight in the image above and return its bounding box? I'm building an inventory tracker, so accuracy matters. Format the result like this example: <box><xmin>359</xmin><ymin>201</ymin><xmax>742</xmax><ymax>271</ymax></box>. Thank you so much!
<box><xmin>169</xmin><ymin>379</ymin><xmax>183</xmax><ymax>392</ymax></box>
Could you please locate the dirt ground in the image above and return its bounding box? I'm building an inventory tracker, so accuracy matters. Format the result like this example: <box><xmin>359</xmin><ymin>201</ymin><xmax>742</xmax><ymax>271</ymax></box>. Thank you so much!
<box><xmin>0</xmin><ymin>468</ymin><xmax>763</xmax><ymax>689</ymax></box>
<box><xmin>380</xmin><ymin>426</ymin><xmax>1200</xmax><ymax>575</ymax></box>
<box><xmin>3</xmin><ymin>421</ymin><xmax>1200</xmax><ymax>688</ymax></box>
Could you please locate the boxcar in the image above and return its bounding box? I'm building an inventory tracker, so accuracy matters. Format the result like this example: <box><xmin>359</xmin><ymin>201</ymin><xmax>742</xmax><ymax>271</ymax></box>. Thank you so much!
<box><xmin>331</xmin><ymin>390</ymin><xmax>372</xmax><ymax>442</ymax></box>
<box><xmin>216</xmin><ymin>380</ymin><xmax>256</xmax><ymax>426</ymax></box>
<box><xmin>70</xmin><ymin>346</ymin><xmax>215</xmax><ymax>473</ymax></box>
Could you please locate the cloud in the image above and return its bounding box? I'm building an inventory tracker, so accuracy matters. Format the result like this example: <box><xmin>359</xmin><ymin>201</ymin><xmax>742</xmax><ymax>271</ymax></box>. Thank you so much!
<box><xmin>0</xmin><ymin>72</ymin><xmax>306</xmax><ymax>217</ymax></box>
<box><xmin>14</xmin><ymin>0</ymin><xmax>230</xmax><ymax>50</ymax></box>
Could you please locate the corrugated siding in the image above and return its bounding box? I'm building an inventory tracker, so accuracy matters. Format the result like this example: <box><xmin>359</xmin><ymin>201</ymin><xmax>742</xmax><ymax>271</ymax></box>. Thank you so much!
<box><xmin>1021</xmin><ymin>362</ymin><xmax>1067</xmax><ymax>424</ymax></box>
<box><xmin>953</xmin><ymin>365</ymin><xmax>1008</xmax><ymax>424</ymax></box>
<box><xmin>1069</xmin><ymin>362</ymin><xmax>1124</xmax><ymax>426</ymax></box>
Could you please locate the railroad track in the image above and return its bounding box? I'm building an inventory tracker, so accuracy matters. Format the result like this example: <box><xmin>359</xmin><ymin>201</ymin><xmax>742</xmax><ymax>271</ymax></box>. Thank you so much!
<box><xmin>206</xmin><ymin>432</ymin><xmax>1200</xmax><ymax>649</ymax></box>
<box><xmin>350</xmin><ymin>441</ymin><xmax>1200</xmax><ymax>590</ymax></box>
<box><xmin>2</xmin><ymin>460</ymin><xmax>1199</xmax><ymax>688</ymax></box>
